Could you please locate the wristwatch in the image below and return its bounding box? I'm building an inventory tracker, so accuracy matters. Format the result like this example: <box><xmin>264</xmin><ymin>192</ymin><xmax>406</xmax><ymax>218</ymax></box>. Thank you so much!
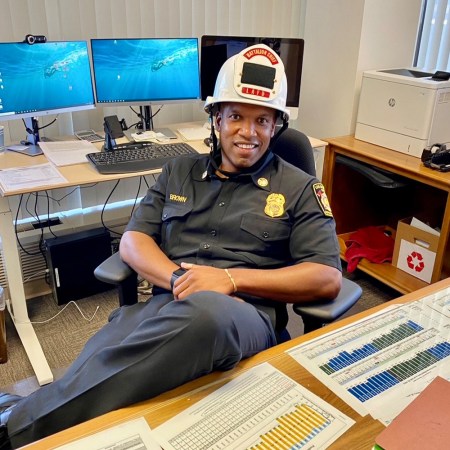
<box><xmin>170</xmin><ymin>268</ymin><xmax>186</xmax><ymax>290</ymax></box>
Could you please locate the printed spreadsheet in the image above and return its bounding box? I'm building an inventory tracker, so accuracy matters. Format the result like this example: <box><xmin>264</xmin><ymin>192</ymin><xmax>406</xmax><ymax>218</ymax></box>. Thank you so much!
<box><xmin>151</xmin><ymin>363</ymin><xmax>354</xmax><ymax>450</ymax></box>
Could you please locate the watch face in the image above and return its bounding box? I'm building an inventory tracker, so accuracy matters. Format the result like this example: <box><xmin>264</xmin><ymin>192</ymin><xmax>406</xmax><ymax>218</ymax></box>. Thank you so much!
<box><xmin>170</xmin><ymin>268</ymin><xmax>186</xmax><ymax>289</ymax></box>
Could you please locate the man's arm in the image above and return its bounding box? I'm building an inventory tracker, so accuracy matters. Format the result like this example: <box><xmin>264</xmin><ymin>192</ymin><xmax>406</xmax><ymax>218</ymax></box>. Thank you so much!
<box><xmin>174</xmin><ymin>262</ymin><xmax>342</xmax><ymax>304</ymax></box>
<box><xmin>120</xmin><ymin>230</ymin><xmax>341</xmax><ymax>304</ymax></box>
<box><xmin>119</xmin><ymin>230</ymin><xmax>179</xmax><ymax>291</ymax></box>
<box><xmin>228</xmin><ymin>263</ymin><xmax>342</xmax><ymax>303</ymax></box>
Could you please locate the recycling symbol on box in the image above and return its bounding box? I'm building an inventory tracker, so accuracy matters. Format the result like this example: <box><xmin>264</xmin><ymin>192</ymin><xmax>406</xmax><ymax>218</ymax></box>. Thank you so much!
<box><xmin>406</xmin><ymin>251</ymin><xmax>425</xmax><ymax>272</ymax></box>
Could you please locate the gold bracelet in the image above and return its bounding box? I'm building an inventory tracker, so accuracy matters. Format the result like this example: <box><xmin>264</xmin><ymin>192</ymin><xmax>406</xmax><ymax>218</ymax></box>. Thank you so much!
<box><xmin>224</xmin><ymin>268</ymin><xmax>237</xmax><ymax>293</ymax></box>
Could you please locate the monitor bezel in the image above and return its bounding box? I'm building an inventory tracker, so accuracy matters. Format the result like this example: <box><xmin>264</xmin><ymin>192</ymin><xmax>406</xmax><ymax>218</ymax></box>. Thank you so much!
<box><xmin>0</xmin><ymin>40</ymin><xmax>96</xmax><ymax>123</ymax></box>
<box><xmin>90</xmin><ymin>37</ymin><xmax>201</xmax><ymax>107</ymax></box>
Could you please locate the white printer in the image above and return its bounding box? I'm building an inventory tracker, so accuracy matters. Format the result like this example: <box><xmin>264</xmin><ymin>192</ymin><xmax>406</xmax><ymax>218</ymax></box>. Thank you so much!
<box><xmin>355</xmin><ymin>68</ymin><xmax>450</xmax><ymax>157</ymax></box>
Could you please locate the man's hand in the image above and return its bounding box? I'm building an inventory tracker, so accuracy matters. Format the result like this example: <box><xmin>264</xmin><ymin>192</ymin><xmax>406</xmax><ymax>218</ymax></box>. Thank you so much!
<box><xmin>172</xmin><ymin>263</ymin><xmax>240</xmax><ymax>301</ymax></box>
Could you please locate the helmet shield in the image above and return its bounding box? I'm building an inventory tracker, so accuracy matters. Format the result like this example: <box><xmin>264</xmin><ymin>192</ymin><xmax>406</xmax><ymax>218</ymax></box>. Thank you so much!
<box><xmin>204</xmin><ymin>44</ymin><xmax>289</xmax><ymax>121</ymax></box>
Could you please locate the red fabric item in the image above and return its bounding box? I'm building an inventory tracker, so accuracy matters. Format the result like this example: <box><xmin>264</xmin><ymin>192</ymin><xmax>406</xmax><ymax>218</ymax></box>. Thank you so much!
<box><xmin>345</xmin><ymin>226</ymin><xmax>395</xmax><ymax>273</ymax></box>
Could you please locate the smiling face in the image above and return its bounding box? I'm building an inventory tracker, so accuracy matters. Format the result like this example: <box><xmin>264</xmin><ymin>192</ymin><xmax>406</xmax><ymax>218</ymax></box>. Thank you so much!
<box><xmin>215</xmin><ymin>102</ymin><xmax>277</xmax><ymax>173</ymax></box>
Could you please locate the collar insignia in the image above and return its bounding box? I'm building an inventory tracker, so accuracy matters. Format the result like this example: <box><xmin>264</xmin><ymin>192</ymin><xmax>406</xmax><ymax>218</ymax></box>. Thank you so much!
<box><xmin>257</xmin><ymin>177</ymin><xmax>269</xmax><ymax>187</ymax></box>
<box><xmin>264</xmin><ymin>193</ymin><xmax>285</xmax><ymax>218</ymax></box>
<box><xmin>313</xmin><ymin>183</ymin><xmax>333</xmax><ymax>217</ymax></box>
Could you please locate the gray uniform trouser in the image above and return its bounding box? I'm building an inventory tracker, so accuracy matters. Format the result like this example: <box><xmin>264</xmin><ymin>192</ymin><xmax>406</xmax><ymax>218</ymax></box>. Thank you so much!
<box><xmin>8</xmin><ymin>291</ymin><xmax>276</xmax><ymax>448</ymax></box>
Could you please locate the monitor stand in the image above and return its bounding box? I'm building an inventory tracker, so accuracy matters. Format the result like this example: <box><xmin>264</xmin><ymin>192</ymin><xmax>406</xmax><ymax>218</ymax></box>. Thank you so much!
<box><xmin>139</xmin><ymin>105</ymin><xmax>177</xmax><ymax>139</ymax></box>
<box><xmin>7</xmin><ymin>144</ymin><xmax>43</xmax><ymax>157</ymax></box>
<box><xmin>7</xmin><ymin>117</ymin><xmax>44</xmax><ymax>156</ymax></box>
<box><xmin>140</xmin><ymin>105</ymin><xmax>154</xmax><ymax>131</ymax></box>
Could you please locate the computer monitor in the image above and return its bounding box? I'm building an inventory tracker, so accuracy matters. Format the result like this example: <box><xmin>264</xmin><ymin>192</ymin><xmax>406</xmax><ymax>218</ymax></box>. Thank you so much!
<box><xmin>200</xmin><ymin>36</ymin><xmax>304</xmax><ymax>120</ymax></box>
<box><xmin>0</xmin><ymin>40</ymin><xmax>95</xmax><ymax>154</ymax></box>
<box><xmin>90</xmin><ymin>38</ymin><xmax>200</xmax><ymax>130</ymax></box>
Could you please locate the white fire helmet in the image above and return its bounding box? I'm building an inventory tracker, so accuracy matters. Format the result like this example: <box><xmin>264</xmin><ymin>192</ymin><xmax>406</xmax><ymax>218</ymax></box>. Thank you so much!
<box><xmin>204</xmin><ymin>44</ymin><xmax>290</xmax><ymax>121</ymax></box>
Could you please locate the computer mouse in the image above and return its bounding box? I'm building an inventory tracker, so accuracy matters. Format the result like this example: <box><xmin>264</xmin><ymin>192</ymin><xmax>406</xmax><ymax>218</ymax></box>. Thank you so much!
<box><xmin>204</xmin><ymin>137</ymin><xmax>212</xmax><ymax>147</ymax></box>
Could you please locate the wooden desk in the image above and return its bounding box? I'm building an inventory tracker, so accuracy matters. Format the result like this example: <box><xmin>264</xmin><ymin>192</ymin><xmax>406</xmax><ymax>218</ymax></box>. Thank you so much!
<box><xmin>20</xmin><ymin>278</ymin><xmax>450</xmax><ymax>450</ymax></box>
<box><xmin>323</xmin><ymin>135</ymin><xmax>450</xmax><ymax>294</ymax></box>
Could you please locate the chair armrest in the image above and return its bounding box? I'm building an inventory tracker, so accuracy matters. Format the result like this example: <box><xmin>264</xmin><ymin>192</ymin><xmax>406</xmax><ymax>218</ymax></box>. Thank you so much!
<box><xmin>94</xmin><ymin>252</ymin><xmax>133</xmax><ymax>285</ymax></box>
<box><xmin>293</xmin><ymin>278</ymin><xmax>362</xmax><ymax>332</ymax></box>
<box><xmin>94</xmin><ymin>252</ymin><xmax>138</xmax><ymax>306</ymax></box>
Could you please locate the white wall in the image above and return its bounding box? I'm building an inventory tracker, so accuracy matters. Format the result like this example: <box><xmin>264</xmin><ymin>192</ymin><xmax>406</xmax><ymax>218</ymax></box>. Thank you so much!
<box><xmin>0</xmin><ymin>0</ymin><xmax>423</xmax><ymax>142</ymax></box>
<box><xmin>296</xmin><ymin>0</ymin><xmax>365</xmax><ymax>138</ymax></box>
<box><xmin>298</xmin><ymin>0</ymin><xmax>423</xmax><ymax>139</ymax></box>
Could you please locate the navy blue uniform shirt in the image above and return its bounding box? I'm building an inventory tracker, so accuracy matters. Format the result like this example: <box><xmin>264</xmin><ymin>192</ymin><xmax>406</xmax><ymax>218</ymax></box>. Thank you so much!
<box><xmin>126</xmin><ymin>151</ymin><xmax>341</xmax><ymax>272</ymax></box>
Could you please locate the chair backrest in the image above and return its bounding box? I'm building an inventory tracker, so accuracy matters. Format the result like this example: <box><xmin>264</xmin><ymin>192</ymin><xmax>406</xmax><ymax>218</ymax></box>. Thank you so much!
<box><xmin>272</xmin><ymin>129</ymin><xmax>363</xmax><ymax>334</ymax></box>
<box><xmin>271</xmin><ymin>128</ymin><xmax>316</xmax><ymax>177</ymax></box>
<box><xmin>265</xmin><ymin>128</ymin><xmax>317</xmax><ymax>340</ymax></box>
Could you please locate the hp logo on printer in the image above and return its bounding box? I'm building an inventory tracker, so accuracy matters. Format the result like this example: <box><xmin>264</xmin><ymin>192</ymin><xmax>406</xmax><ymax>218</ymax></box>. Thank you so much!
<box><xmin>388</xmin><ymin>98</ymin><xmax>396</xmax><ymax>107</ymax></box>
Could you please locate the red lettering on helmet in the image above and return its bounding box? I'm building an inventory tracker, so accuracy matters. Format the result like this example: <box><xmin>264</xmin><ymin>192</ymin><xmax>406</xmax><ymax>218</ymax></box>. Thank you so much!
<box><xmin>242</xmin><ymin>87</ymin><xmax>270</xmax><ymax>98</ymax></box>
<box><xmin>243</xmin><ymin>47</ymin><xmax>279</xmax><ymax>65</ymax></box>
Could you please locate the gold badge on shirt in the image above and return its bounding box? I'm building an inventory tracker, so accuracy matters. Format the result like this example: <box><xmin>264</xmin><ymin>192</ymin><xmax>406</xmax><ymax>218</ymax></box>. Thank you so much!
<box><xmin>313</xmin><ymin>182</ymin><xmax>333</xmax><ymax>217</ymax></box>
<box><xmin>264</xmin><ymin>193</ymin><xmax>285</xmax><ymax>217</ymax></box>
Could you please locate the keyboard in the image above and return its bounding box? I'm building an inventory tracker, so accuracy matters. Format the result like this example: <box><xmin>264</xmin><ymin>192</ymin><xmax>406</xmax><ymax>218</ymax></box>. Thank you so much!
<box><xmin>86</xmin><ymin>141</ymin><xmax>198</xmax><ymax>174</ymax></box>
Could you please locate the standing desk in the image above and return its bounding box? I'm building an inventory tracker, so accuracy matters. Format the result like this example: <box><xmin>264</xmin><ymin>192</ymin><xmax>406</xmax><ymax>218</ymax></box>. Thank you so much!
<box><xmin>323</xmin><ymin>135</ymin><xmax>450</xmax><ymax>294</ymax></box>
<box><xmin>0</xmin><ymin>125</ymin><xmax>325</xmax><ymax>386</ymax></box>
<box><xmin>0</xmin><ymin>152</ymin><xmax>168</xmax><ymax>385</ymax></box>
<box><xmin>19</xmin><ymin>278</ymin><xmax>450</xmax><ymax>450</ymax></box>
<box><xmin>0</xmin><ymin>126</ymin><xmax>209</xmax><ymax>385</ymax></box>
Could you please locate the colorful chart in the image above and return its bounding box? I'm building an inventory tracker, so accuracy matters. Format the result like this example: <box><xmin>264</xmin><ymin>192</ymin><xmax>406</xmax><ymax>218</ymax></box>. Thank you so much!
<box><xmin>151</xmin><ymin>363</ymin><xmax>354</xmax><ymax>450</ymax></box>
<box><xmin>248</xmin><ymin>403</ymin><xmax>331</xmax><ymax>449</ymax></box>
<box><xmin>287</xmin><ymin>288</ymin><xmax>450</xmax><ymax>423</ymax></box>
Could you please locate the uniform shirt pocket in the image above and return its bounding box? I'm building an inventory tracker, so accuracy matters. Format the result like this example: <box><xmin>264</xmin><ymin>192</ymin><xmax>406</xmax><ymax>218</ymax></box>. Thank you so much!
<box><xmin>240</xmin><ymin>213</ymin><xmax>292</xmax><ymax>265</ymax></box>
<box><xmin>161</xmin><ymin>204</ymin><xmax>193</xmax><ymax>253</ymax></box>
<box><xmin>241</xmin><ymin>214</ymin><xmax>291</xmax><ymax>242</ymax></box>
<box><xmin>161</xmin><ymin>204</ymin><xmax>192</xmax><ymax>222</ymax></box>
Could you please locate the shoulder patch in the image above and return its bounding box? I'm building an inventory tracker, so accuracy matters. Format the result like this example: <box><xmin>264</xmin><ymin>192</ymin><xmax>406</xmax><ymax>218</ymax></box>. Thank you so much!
<box><xmin>312</xmin><ymin>183</ymin><xmax>333</xmax><ymax>217</ymax></box>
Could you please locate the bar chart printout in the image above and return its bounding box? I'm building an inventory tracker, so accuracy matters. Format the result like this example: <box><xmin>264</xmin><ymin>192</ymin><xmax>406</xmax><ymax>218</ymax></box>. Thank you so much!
<box><xmin>151</xmin><ymin>363</ymin><xmax>355</xmax><ymax>450</ymax></box>
<box><xmin>286</xmin><ymin>288</ymin><xmax>450</xmax><ymax>424</ymax></box>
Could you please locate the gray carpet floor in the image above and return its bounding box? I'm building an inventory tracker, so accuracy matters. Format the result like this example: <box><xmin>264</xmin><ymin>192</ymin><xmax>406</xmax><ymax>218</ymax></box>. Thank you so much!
<box><xmin>0</xmin><ymin>270</ymin><xmax>398</xmax><ymax>394</ymax></box>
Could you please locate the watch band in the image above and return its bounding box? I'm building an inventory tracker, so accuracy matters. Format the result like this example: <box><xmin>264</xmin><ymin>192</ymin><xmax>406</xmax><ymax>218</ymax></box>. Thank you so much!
<box><xmin>170</xmin><ymin>268</ymin><xmax>187</xmax><ymax>290</ymax></box>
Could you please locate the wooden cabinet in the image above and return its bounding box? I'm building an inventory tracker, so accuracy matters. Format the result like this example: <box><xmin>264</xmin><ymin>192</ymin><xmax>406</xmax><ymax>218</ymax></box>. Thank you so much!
<box><xmin>323</xmin><ymin>135</ymin><xmax>450</xmax><ymax>294</ymax></box>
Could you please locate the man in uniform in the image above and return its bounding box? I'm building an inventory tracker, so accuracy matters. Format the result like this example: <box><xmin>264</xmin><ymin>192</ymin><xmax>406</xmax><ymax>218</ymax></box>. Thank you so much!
<box><xmin>0</xmin><ymin>44</ymin><xmax>341</xmax><ymax>449</ymax></box>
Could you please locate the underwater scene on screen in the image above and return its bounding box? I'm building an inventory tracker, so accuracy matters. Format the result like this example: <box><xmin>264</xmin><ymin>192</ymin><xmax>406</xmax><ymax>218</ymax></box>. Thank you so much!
<box><xmin>91</xmin><ymin>38</ymin><xmax>200</xmax><ymax>103</ymax></box>
<box><xmin>0</xmin><ymin>41</ymin><xmax>94</xmax><ymax>116</ymax></box>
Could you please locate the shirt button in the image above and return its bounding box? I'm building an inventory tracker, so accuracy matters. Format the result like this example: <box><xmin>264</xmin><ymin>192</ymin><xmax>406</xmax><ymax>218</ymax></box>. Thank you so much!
<box><xmin>262</xmin><ymin>231</ymin><xmax>270</xmax><ymax>238</ymax></box>
<box><xmin>219</xmin><ymin>202</ymin><xmax>225</xmax><ymax>207</ymax></box>
<box><xmin>203</xmin><ymin>243</ymin><xmax>210</xmax><ymax>249</ymax></box>
<box><xmin>210</xmin><ymin>230</ymin><xmax>217</xmax><ymax>236</ymax></box>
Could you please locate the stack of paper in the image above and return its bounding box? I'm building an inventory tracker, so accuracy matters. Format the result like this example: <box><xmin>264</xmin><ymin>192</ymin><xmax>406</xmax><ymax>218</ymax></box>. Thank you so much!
<box><xmin>0</xmin><ymin>163</ymin><xmax>66</xmax><ymax>191</ymax></box>
<box><xmin>39</xmin><ymin>140</ymin><xmax>99</xmax><ymax>166</ymax></box>
<box><xmin>177</xmin><ymin>126</ymin><xmax>211</xmax><ymax>141</ymax></box>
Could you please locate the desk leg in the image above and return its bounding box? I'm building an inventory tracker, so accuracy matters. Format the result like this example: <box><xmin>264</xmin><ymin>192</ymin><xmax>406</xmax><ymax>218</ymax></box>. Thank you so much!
<box><xmin>0</xmin><ymin>197</ymin><xmax>54</xmax><ymax>385</ymax></box>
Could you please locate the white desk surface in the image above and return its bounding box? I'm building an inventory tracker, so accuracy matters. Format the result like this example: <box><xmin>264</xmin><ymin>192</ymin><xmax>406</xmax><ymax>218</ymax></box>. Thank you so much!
<box><xmin>0</xmin><ymin>124</ymin><xmax>324</xmax><ymax>197</ymax></box>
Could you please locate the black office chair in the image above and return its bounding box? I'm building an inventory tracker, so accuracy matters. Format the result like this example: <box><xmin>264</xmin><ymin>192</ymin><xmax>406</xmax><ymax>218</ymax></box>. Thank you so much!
<box><xmin>270</xmin><ymin>128</ymin><xmax>362</xmax><ymax>333</ymax></box>
<box><xmin>94</xmin><ymin>128</ymin><xmax>362</xmax><ymax>337</ymax></box>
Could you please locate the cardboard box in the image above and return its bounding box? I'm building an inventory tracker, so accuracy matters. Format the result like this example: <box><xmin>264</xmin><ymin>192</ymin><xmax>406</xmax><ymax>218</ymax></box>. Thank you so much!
<box><xmin>393</xmin><ymin>217</ymin><xmax>439</xmax><ymax>283</ymax></box>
